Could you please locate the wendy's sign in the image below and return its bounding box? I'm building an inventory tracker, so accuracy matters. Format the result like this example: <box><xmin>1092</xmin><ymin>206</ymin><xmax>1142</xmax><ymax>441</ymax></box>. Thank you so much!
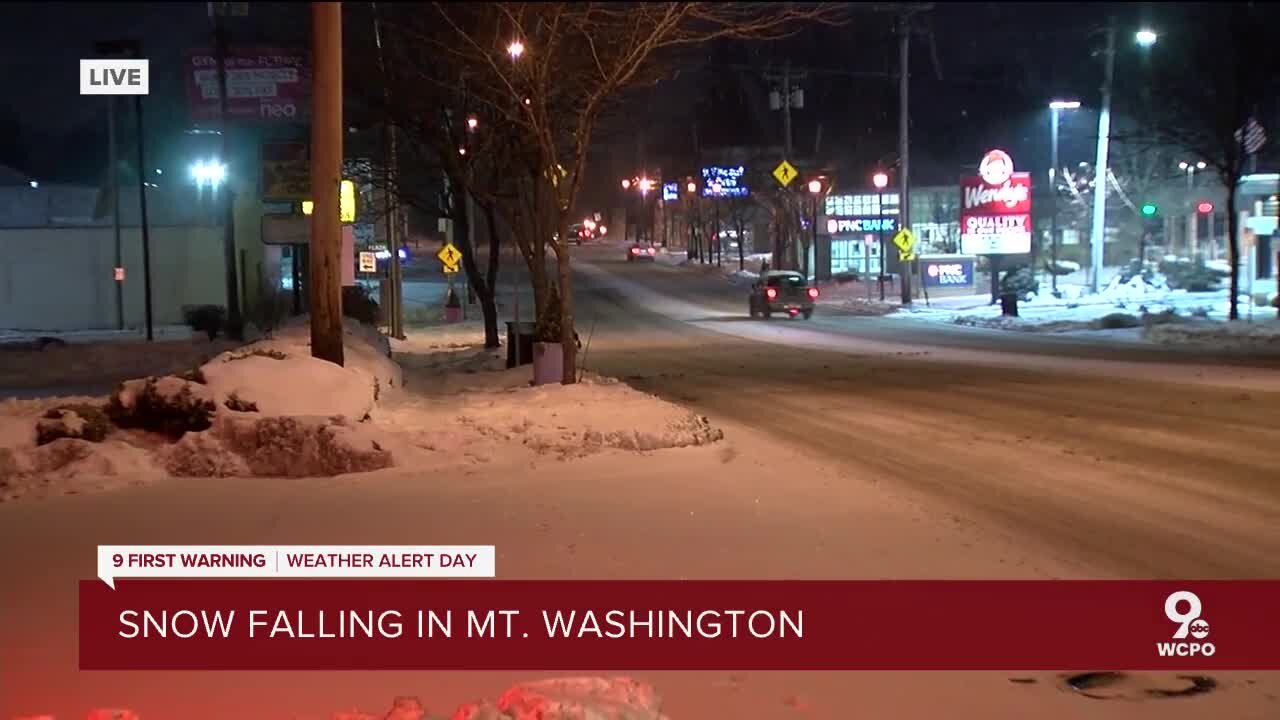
<box><xmin>960</xmin><ymin>149</ymin><xmax>1032</xmax><ymax>255</ymax></box>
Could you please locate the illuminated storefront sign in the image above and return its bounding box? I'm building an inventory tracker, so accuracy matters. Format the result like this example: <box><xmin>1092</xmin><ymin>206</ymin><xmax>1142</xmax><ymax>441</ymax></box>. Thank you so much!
<box><xmin>922</xmin><ymin>258</ymin><xmax>975</xmax><ymax>288</ymax></box>
<box><xmin>700</xmin><ymin>166</ymin><xmax>748</xmax><ymax>198</ymax></box>
<box><xmin>959</xmin><ymin>149</ymin><xmax>1031</xmax><ymax>255</ymax></box>
<box><xmin>826</xmin><ymin>217</ymin><xmax>898</xmax><ymax>234</ymax></box>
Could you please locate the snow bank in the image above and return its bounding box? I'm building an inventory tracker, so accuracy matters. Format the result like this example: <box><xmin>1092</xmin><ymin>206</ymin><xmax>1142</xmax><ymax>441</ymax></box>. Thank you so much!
<box><xmin>85</xmin><ymin>678</ymin><xmax>667</xmax><ymax>720</ymax></box>
<box><xmin>0</xmin><ymin>318</ymin><xmax>403</xmax><ymax>499</ymax></box>
<box><xmin>455</xmin><ymin>677</ymin><xmax>668</xmax><ymax>720</ymax></box>
<box><xmin>380</xmin><ymin>372</ymin><xmax>723</xmax><ymax>460</ymax></box>
<box><xmin>1144</xmin><ymin>320</ymin><xmax>1280</xmax><ymax>349</ymax></box>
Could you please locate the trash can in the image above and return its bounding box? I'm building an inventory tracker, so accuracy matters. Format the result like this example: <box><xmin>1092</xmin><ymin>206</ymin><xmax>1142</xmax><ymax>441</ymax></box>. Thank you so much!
<box><xmin>505</xmin><ymin>321</ymin><xmax>538</xmax><ymax>368</ymax></box>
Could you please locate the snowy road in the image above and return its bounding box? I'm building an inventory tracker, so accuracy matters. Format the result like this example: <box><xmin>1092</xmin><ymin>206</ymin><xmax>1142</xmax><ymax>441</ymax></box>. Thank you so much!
<box><xmin>573</xmin><ymin>245</ymin><xmax>1280</xmax><ymax>579</ymax></box>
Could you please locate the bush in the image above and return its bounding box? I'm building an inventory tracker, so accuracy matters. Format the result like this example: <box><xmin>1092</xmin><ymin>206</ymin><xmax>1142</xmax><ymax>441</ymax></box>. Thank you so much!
<box><xmin>224</xmin><ymin>347</ymin><xmax>287</xmax><ymax>362</ymax></box>
<box><xmin>1117</xmin><ymin>258</ymin><xmax>1157</xmax><ymax>285</ymax></box>
<box><xmin>183</xmin><ymin>305</ymin><xmax>226</xmax><ymax>341</ymax></box>
<box><xmin>1158</xmin><ymin>258</ymin><xmax>1226</xmax><ymax>292</ymax></box>
<box><xmin>1000</xmin><ymin>265</ymin><xmax>1038</xmax><ymax>299</ymax></box>
<box><xmin>224</xmin><ymin>393</ymin><xmax>258</xmax><ymax>413</ymax></box>
<box><xmin>1092</xmin><ymin>312</ymin><xmax>1141</xmax><ymax>330</ymax></box>
<box><xmin>107</xmin><ymin>378</ymin><xmax>217</xmax><ymax>439</ymax></box>
<box><xmin>833</xmin><ymin>271</ymin><xmax>858</xmax><ymax>284</ymax></box>
<box><xmin>36</xmin><ymin>404</ymin><xmax>112</xmax><ymax>446</ymax></box>
<box><xmin>342</xmin><ymin>284</ymin><xmax>382</xmax><ymax>326</ymax></box>
<box><xmin>1043</xmin><ymin>259</ymin><xmax>1080</xmax><ymax>276</ymax></box>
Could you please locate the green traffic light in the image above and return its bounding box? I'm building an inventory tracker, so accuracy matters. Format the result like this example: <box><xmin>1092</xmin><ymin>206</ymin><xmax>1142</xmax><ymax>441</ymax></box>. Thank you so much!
<box><xmin>1141</xmin><ymin>203</ymin><xmax>1157</xmax><ymax>216</ymax></box>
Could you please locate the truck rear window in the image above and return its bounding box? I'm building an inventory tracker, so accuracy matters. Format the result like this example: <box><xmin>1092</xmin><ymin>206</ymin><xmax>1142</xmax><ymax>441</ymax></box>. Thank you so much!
<box><xmin>766</xmin><ymin>275</ymin><xmax>807</xmax><ymax>288</ymax></box>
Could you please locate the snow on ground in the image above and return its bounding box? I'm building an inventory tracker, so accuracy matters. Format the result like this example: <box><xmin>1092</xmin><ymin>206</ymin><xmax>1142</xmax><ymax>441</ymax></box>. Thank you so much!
<box><xmin>0</xmin><ymin>318</ymin><xmax>725</xmax><ymax>502</ymax></box>
<box><xmin>654</xmin><ymin>248</ymin><xmax>762</xmax><ymax>284</ymax></box>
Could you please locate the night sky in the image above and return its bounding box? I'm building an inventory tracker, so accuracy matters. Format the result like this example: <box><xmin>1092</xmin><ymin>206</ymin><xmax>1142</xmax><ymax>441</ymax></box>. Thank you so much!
<box><xmin>0</xmin><ymin>2</ymin><xmax>1259</xmax><ymax>195</ymax></box>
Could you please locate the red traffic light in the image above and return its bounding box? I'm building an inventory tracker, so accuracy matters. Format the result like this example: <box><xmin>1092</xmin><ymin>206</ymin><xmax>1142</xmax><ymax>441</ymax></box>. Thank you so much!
<box><xmin>1197</xmin><ymin>201</ymin><xmax>1214</xmax><ymax>214</ymax></box>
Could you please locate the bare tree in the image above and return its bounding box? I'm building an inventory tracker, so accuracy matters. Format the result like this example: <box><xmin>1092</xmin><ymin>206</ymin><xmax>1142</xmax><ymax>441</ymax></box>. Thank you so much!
<box><xmin>1122</xmin><ymin>3</ymin><xmax>1278</xmax><ymax>319</ymax></box>
<box><xmin>370</xmin><ymin>3</ymin><xmax>844</xmax><ymax>382</ymax></box>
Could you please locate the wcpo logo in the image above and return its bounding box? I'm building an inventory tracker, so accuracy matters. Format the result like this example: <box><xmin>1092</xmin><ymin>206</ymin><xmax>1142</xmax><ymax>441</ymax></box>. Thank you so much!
<box><xmin>1158</xmin><ymin>590</ymin><xmax>1214</xmax><ymax>657</ymax></box>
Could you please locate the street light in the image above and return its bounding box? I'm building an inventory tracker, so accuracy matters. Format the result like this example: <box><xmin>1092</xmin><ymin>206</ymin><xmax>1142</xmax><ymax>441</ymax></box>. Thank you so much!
<box><xmin>1048</xmin><ymin>99</ymin><xmax>1081</xmax><ymax>295</ymax></box>
<box><xmin>1135</xmin><ymin>29</ymin><xmax>1158</xmax><ymax>47</ymax></box>
<box><xmin>190</xmin><ymin>159</ymin><xmax>226</xmax><ymax>189</ymax></box>
<box><xmin>507</xmin><ymin>40</ymin><xmax>525</xmax><ymax>59</ymax></box>
<box><xmin>466</xmin><ymin>115</ymin><xmax>478</xmax><ymax>130</ymax></box>
<box><xmin>686</xmin><ymin>181</ymin><xmax>696</xmax><ymax>194</ymax></box>
<box><xmin>872</xmin><ymin>171</ymin><xmax>889</xmax><ymax>299</ymax></box>
<box><xmin>805</xmin><ymin>179</ymin><xmax>823</xmax><ymax>280</ymax></box>
<box><xmin>807</xmin><ymin>179</ymin><xmax>822</xmax><ymax>194</ymax></box>
<box><xmin>1179</xmin><ymin>160</ymin><xmax>1206</xmax><ymax>255</ymax></box>
<box><xmin>621</xmin><ymin>178</ymin><xmax>631</xmax><ymax>190</ymax></box>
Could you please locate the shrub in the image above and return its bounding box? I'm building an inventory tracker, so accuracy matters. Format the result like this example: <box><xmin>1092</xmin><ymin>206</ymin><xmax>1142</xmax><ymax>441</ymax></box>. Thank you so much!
<box><xmin>1000</xmin><ymin>265</ymin><xmax>1038</xmax><ymax>299</ymax></box>
<box><xmin>225</xmin><ymin>348</ymin><xmax>288</xmax><ymax>362</ymax></box>
<box><xmin>36</xmin><ymin>404</ymin><xmax>112</xmax><ymax>446</ymax></box>
<box><xmin>1117</xmin><ymin>258</ymin><xmax>1157</xmax><ymax>285</ymax></box>
<box><xmin>107</xmin><ymin>378</ymin><xmax>217</xmax><ymax>439</ymax></box>
<box><xmin>224</xmin><ymin>393</ymin><xmax>259</xmax><ymax>413</ymax></box>
<box><xmin>183</xmin><ymin>305</ymin><xmax>226</xmax><ymax>341</ymax></box>
<box><xmin>833</xmin><ymin>271</ymin><xmax>858</xmax><ymax>284</ymax></box>
<box><xmin>179</xmin><ymin>367</ymin><xmax>207</xmax><ymax>384</ymax></box>
<box><xmin>1158</xmin><ymin>258</ymin><xmax>1226</xmax><ymax>292</ymax></box>
<box><xmin>342</xmin><ymin>284</ymin><xmax>382</xmax><ymax>326</ymax></box>
<box><xmin>1092</xmin><ymin>312</ymin><xmax>1141</xmax><ymax>330</ymax></box>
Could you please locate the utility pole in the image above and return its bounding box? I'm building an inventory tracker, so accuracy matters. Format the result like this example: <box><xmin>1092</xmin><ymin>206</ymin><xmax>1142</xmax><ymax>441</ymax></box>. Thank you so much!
<box><xmin>310</xmin><ymin>1</ymin><xmax>344</xmax><ymax>365</ymax></box>
<box><xmin>133</xmin><ymin>90</ymin><xmax>154</xmax><ymax>341</ymax></box>
<box><xmin>1050</xmin><ymin>106</ymin><xmax>1061</xmax><ymax>296</ymax></box>
<box><xmin>211</xmin><ymin>3</ymin><xmax>243</xmax><ymax>338</ymax></box>
<box><xmin>766</xmin><ymin>61</ymin><xmax>803</xmax><ymax>270</ymax></box>
<box><xmin>372</xmin><ymin>1</ymin><xmax>403</xmax><ymax>339</ymax></box>
<box><xmin>1088</xmin><ymin>18</ymin><xmax>1116</xmax><ymax>294</ymax></box>
<box><xmin>898</xmin><ymin>13</ymin><xmax>913</xmax><ymax>305</ymax></box>
<box><xmin>107</xmin><ymin>96</ymin><xmax>123</xmax><ymax>330</ymax></box>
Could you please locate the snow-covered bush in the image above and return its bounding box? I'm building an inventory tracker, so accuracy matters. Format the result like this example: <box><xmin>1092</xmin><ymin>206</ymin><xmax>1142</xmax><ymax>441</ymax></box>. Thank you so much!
<box><xmin>1093</xmin><ymin>312</ymin><xmax>1141</xmax><ymax>330</ymax></box>
<box><xmin>106</xmin><ymin>377</ymin><xmax>217</xmax><ymax>439</ymax></box>
<box><xmin>36</xmin><ymin>404</ymin><xmax>111</xmax><ymax>446</ymax></box>
<box><xmin>1000</xmin><ymin>266</ymin><xmax>1038</xmax><ymax>300</ymax></box>
<box><xmin>1043</xmin><ymin>259</ymin><xmax>1080</xmax><ymax>276</ymax></box>
<box><xmin>1159</xmin><ymin>258</ymin><xmax>1226</xmax><ymax>292</ymax></box>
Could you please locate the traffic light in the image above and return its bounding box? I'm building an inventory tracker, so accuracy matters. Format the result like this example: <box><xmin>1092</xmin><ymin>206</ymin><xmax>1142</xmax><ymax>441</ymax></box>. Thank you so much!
<box><xmin>1197</xmin><ymin>201</ymin><xmax>1214</xmax><ymax>215</ymax></box>
<box><xmin>1141</xmin><ymin>202</ymin><xmax>1158</xmax><ymax>216</ymax></box>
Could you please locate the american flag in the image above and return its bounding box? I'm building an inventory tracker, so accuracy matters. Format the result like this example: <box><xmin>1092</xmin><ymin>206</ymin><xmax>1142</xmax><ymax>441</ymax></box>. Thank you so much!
<box><xmin>1235</xmin><ymin>118</ymin><xmax>1266</xmax><ymax>155</ymax></box>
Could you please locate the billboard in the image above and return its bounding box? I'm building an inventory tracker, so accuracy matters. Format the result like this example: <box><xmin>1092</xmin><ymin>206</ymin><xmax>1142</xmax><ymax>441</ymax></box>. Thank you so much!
<box><xmin>261</xmin><ymin>142</ymin><xmax>309</xmax><ymax>200</ymax></box>
<box><xmin>959</xmin><ymin>149</ymin><xmax>1032</xmax><ymax>255</ymax></box>
<box><xmin>700</xmin><ymin>166</ymin><xmax>748</xmax><ymax>198</ymax></box>
<box><xmin>186</xmin><ymin>48</ymin><xmax>310</xmax><ymax>123</ymax></box>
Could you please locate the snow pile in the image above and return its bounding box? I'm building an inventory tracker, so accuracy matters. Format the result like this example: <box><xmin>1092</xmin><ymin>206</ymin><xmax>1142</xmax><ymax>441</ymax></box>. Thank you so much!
<box><xmin>1099</xmin><ymin>272</ymin><xmax>1172</xmax><ymax>303</ymax></box>
<box><xmin>380</xmin><ymin>373</ymin><xmax>723</xmax><ymax>460</ymax></box>
<box><xmin>164</xmin><ymin>414</ymin><xmax>392</xmax><ymax>478</ymax></box>
<box><xmin>1144</xmin><ymin>320</ymin><xmax>1280</xmax><ymax>349</ymax></box>
<box><xmin>0</xmin><ymin>318</ymin><xmax>402</xmax><ymax>499</ymax></box>
<box><xmin>455</xmin><ymin>677</ymin><xmax>669</xmax><ymax>720</ymax></box>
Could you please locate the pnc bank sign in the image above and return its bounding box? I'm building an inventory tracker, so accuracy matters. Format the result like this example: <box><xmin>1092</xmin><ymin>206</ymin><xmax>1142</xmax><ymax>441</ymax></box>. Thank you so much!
<box><xmin>825</xmin><ymin>217</ymin><xmax>898</xmax><ymax>234</ymax></box>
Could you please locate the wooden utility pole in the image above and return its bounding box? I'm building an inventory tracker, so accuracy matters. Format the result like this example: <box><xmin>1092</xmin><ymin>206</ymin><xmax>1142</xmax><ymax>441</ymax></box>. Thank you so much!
<box><xmin>310</xmin><ymin>1</ymin><xmax>344</xmax><ymax>365</ymax></box>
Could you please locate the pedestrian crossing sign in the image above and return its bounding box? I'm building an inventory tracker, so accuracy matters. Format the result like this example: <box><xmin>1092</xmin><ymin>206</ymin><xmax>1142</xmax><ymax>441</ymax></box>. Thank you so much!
<box><xmin>772</xmin><ymin>160</ymin><xmax>799</xmax><ymax>187</ymax></box>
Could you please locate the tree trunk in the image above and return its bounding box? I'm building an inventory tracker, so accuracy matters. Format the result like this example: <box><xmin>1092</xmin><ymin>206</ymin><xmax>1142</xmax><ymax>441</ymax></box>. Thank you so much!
<box><xmin>454</xmin><ymin>189</ymin><xmax>501</xmax><ymax>349</ymax></box>
<box><xmin>1227</xmin><ymin>181</ymin><xmax>1240</xmax><ymax>321</ymax></box>
<box><xmin>557</xmin><ymin>236</ymin><xmax>577</xmax><ymax>384</ymax></box>
<box><xmin>481</xmin><ymin>201</ymin><xmax>502</xmax><ymax>348</ymax></box>
<box><xmin>737</xmin><ymin>217</ymin><xmax>746</xmax><ymax>271</ymax></box>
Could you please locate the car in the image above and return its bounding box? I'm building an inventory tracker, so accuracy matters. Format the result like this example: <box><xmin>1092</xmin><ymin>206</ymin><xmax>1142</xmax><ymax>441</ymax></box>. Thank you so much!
<box><xmin>627</xmin><ymin>244</ymin><xmax>657</xmax><ymax>261</ymax></box>
<box><xmin>748</xmin><ymin>270</ymin><xmax>818</xmax><ymax>319</ymax></box>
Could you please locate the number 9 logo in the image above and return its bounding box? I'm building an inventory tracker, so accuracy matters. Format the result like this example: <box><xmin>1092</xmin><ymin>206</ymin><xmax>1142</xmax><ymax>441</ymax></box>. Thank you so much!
<box><xmin>1164</xmin><ymin>590</ymin><xmax>1201</xmax><ymax>639</ymax></box>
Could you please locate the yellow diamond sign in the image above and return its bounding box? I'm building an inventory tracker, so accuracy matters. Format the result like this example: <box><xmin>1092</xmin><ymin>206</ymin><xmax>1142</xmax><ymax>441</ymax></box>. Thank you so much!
<box><xmin>772</xmin><ymin>160</ymin><xmax>799</xmax><ymax>187</ymax></box>
<box><xmin>892</xmin><ymin>228</ymin><xmax>917</xmax><ymax>253</ymax></box>
<box><xmin>437</xmin><ymin>243</ymin><xmax>463</xmax><ymax>271</ymax></box>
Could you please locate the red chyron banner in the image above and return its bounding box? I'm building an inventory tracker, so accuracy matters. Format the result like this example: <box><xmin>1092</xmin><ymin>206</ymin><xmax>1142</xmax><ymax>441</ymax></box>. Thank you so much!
<box><xmin>79</xmin><ymin>580</ymin><xmax>1280</xmax><ymax>671</ymax></box>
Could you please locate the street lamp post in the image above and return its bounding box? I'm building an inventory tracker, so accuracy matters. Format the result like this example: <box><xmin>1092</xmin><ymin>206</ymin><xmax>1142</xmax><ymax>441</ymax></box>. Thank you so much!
<box><xmin>1179</xmin><ymin>160</ymin><xmax>1207</xmax><ymax>256</ymax></box>
<box><xmin>1089</xmin><ymin>23</ymin><xmax>1157</xmax><ymax>294</ymax></box>
<box><xmin>872</xmin><ymin>172</ymin><xmax>889</xmax><ymax>301</ymax></box>
<box><xmin>807</xmin><ymin>179</ymin><xmax>822</xmax><ymax>281</ymax></box>
<box><xmin>1049</xmin><ymin>100</ymin><xmax>1081</xmax><ymax>296</ymax></box>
